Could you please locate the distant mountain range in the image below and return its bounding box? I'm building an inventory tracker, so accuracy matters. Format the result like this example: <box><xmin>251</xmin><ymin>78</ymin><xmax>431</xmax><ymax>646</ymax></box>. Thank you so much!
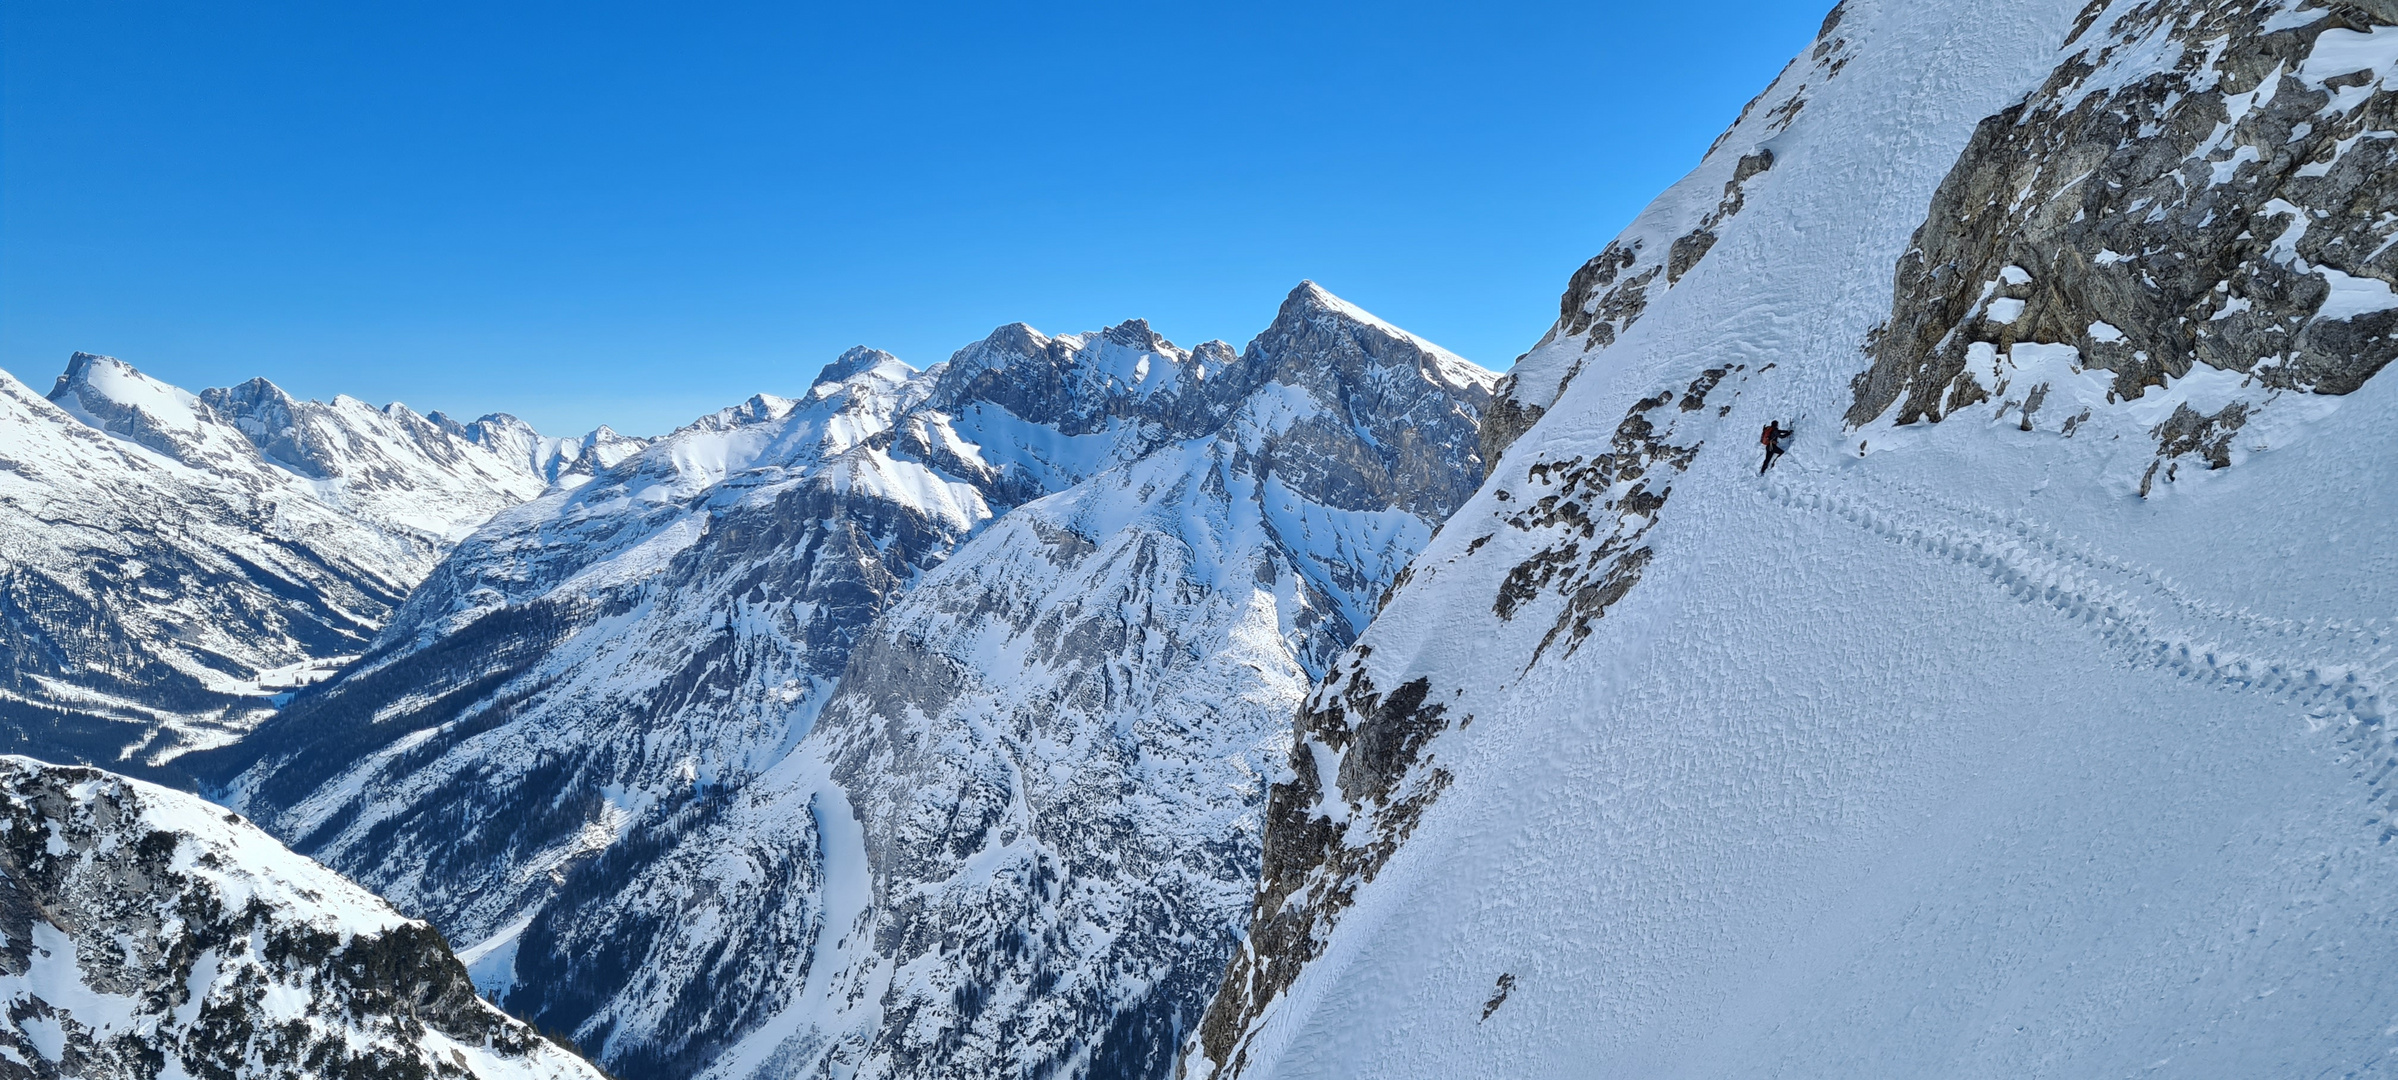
<box><xmin>0</xmin><ymin>351</ymin><xmax>642</xmax><ymax>777</ymax></box>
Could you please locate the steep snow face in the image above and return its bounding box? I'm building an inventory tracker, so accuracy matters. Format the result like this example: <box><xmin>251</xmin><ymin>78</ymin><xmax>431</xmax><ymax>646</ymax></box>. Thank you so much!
<box><xmin>1197</xmin><ymin>2</ymin><xmax>2398</xmax><ymax>1078</ymax></box>
<box><xmin>0</xmin><ymin>756</ymin><xmax>605</xmax><ymax>1080</ymax></box>
<box><xmin>209</xmin><ymin>286</ymin><xmax>1492</xmax><ymax>1080</ymax></box>
<box><xmin>0</xmin><ymin>355</ymin><xmax>615</xmax><ymax>776</ymax></box>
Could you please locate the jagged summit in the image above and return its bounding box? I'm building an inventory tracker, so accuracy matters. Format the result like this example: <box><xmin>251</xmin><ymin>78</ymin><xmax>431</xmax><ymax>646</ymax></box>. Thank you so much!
<box><xmin>1100</xmin><ymin>315</ymin><xmax>1177</xmax><ymax>350</ymax></box>
<box><xmin>812</xmin><ymin>345</ymin><xmax>912</xmax><ymax>389</ymax></box>
<box><xmin>201</xmin><ymin>291</ymin><xmax>1497</xmax><ymax>1080</ymax></box>
<box><xmin>1264</xmin><ymin>280</ymin><xmax>1498</xmax><ymax>397</ymax></box>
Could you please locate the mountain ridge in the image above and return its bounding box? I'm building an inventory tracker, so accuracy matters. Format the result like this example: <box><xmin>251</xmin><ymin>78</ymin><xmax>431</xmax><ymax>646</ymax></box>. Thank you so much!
<box><xmin>0</xmin><ymin>352</ymin><xmax>640</xmax><ymax>779</ymax></box>
<box><xmin>194</xmin><ymin>282</ymin><xmax>1496</xmax><ymax>1080</ymax></box>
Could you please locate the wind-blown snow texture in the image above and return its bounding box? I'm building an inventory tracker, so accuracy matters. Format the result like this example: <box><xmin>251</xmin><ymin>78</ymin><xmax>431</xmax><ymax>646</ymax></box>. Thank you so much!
<box><xmin>0</xmin><ymin>354</ymin><xmax>633</xmax><ymax>778</ymax></box>
<box><xmin>1196</xmin><ymin>1</ymin><xmax>2398</xmax><ymax>1077</ymax></box>
<box><xmin>0</xmin><ymin>755</ymin><xmax>605</xmax><ymax>1079</ymax></box>
<box><xmin>207</xmin><ymin>285</ymin><xmax>1494</xmax><ymax>1080</ymax></box>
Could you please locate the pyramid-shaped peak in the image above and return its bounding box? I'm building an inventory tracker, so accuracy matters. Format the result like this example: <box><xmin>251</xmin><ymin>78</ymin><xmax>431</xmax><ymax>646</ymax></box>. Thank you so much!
<box><xmin>812</xmin><ymin>346</ymin><xmax>913</xmax><ymax>389</ymax></box>
<box><xmin>1274</xmin><ymin>280</ymin><xmax>1399</xmax><ymax>333</ymax></box>
<box><xmin>1252</xmin><ymin>283</ymin><xmax>1496</xmax><ymax>394</ymax></box>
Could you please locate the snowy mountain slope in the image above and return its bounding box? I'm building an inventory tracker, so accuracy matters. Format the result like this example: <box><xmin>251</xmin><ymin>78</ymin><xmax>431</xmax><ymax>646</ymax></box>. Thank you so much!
<box><xmin>204</xmin><ymin>286</ymin><xmax>1492</xmax><ymax>1080</ymax></box>
<box><xmin>199</xmin><ymin>325</ymin><xmax>1257</xmax><ymax>946</ymax></box>
<box><xmin>1194</xmin><ymin>1</ymin><xmax>2398</xmax><ymax>1077</ymax></box>
<box><xmin>492</xmin><ymin>284</ymin><xmax>1493</xmax><ymax>1080</ymax></box>
<box><xmin>0</xmin><ymin>354</ymin><xmax>615</xmax><ymax>777</ymax></box>
<box><xmin>0</xmin><ymin>755</ymin><xmax>605</xmax><ymax>1079</ymax></box>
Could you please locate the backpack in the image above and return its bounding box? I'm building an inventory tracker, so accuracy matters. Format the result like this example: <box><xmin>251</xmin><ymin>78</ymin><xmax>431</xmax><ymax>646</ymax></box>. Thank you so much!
<box><xmin>1760</xmin><ymin>424</ymin><xmax>1777</xmax><ymax>447</ymax></box>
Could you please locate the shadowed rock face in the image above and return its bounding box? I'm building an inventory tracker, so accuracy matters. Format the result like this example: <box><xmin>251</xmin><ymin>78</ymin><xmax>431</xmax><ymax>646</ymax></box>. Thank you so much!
<box><xmin>201</xmin><ymin>284</ymin><xmax>1492</xmax><ymax>1080</ymax></box>
<box><xmin>0</xmin><ymin>756</ymin><xmax>603</xmax><ymax>1080</ymax></box>
<box><xmin>1850</xmin><ymin>0</ymin><xmax>2398</xmax><ymax>429</ymax></box>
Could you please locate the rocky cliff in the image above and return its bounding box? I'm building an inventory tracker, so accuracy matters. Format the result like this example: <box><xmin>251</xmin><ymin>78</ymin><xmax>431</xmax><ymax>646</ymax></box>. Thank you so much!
<box><xmin>0</xmin><ymin>755</ymin><xmax>605</xmax><ymax>1079</ymax></box>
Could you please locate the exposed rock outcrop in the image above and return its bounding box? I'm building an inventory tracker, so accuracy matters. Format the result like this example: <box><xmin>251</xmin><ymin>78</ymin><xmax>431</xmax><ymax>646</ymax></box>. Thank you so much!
<box><xmin>1850</xmin><ymin>0</ymin><xmax>2398</xmax><ymax>435</ymax></box>
<box><xmin>0</xmin><ymin>756</ymin><xmax>604</xmax><ymax>1079</ymax></box>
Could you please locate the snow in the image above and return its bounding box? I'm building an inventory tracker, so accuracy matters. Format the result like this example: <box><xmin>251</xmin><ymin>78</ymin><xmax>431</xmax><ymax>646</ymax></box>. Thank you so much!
<box><xmin>0</xmin><ymin>350</ymin><xmax>626</xmax><ymax>764</ymax></box>
<box><xmin>694</xmin><ymin>749</ymin><xmax>881</xmax><ymax>1080</ymax></box>
<box><xmin>1208</xmin><ymin>0</ymin><xmax>2398</xmax><ymax>1076</ymax></box>
<box><xmin>0</xmin><ymin>757</ymin><xmax>607</xmax><ymax>1079</ymax></box>
<box><xmin>5</xmin><ymin>923</ymin><xmax>144</xmax><ymax>1054</ymax></box>
<box><xmin>87</xmin><ymin>758</ymin><xmax>408</xmax><ymax>939</ymax></box>
<box><xmin>459</xmin><ymin>914</ymin><xmax>537</xmax><ymax>996</ymax></box>
<box><xmin>73</xmin><ymin>355</ymin><xmax>205</xmax><ymax>431</ymax></box>
<box><xmin>2298</xmin><ymin>25</ymin><xmax>2398</xmax><ymax>115</ymax></box>
<box><xmin>945</xmin><ymin>401</ymin><xmax>1143</xmax><ymax>489</ymax></box>
<box><xmin>2313</xmin><ymin>264</ymin><xmax>2398</xmax><ymax>320</ymax></box>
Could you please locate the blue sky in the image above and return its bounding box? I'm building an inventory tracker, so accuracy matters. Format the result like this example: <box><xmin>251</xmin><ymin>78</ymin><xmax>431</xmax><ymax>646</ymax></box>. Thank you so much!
<box><xmin>2</xmin><ymin>1</ymin><xmax>1830</xmax><ymax>436</ymax></box>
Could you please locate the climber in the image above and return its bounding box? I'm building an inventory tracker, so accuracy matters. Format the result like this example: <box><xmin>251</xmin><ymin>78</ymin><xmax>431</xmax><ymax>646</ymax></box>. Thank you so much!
<box><xmin>1759</xmin><ymin>421</ymin><xmax>1793</xmax><ymax>474</ymax></box>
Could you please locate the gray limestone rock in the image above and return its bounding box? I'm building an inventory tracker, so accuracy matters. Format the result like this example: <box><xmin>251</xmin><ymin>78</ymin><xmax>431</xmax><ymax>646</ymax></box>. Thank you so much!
<box><xmin>0</xmin><ymin>756</ymin><xmax>602</xmax><ymax>1080</ymax></box>
<box><xmin>1849</xmin><ymin>1</ymin><xmax>2398</xmax><ymax>430</ymax></box>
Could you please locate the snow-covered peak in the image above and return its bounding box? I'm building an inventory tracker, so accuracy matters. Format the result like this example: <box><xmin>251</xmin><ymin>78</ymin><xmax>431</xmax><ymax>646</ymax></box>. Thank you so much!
<box><xmin>678</xmin><ymin>392</ymin><xmax>802</xmax><ymax>434</ymax></box>
<box><xmin>812</xmin><ymin>345</ymin><xmax>915</xmax><ymax>392</ymax></box>
<box><xmin>0</xmin><ymin>756</ymin><xmax>606</xmax><ymax>1079</ymax></box>
<box><xmin>1224</xmin><ymin>282</ymin><xmax>1499</xmax><ymax>524</ymax></box>
<box><xmin>1272</xmin><ymin>281</ymin><xmax>1490</xmax><ymax>393</ymax></box>
<box><xmin>49</xmin><ymin>351</ymin><xmax>206</xmax><ymax>431</ymax></box>
<box><xmin>455</xmin><ymin>412</ymin><xmax>652</xmax><ymax>487</ymax></box>
<box><xmin>46</xmin><ymin>352</ymin><xmax>270</xmax><ymax>474</ymax></box>
<box><xmin>1255</xmin><ymin>281</ymin><xmax>1495</xmax><ymax>394</ymax></box>
<box><xmin>39</xmin><ymin>351</ymin><xmax>592</xmax><ymax>541</ymax></box>
<box><xmin>0</xmin><ymin>352</ymin><xmax>622</xmax><ymax>774</ymax></box>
